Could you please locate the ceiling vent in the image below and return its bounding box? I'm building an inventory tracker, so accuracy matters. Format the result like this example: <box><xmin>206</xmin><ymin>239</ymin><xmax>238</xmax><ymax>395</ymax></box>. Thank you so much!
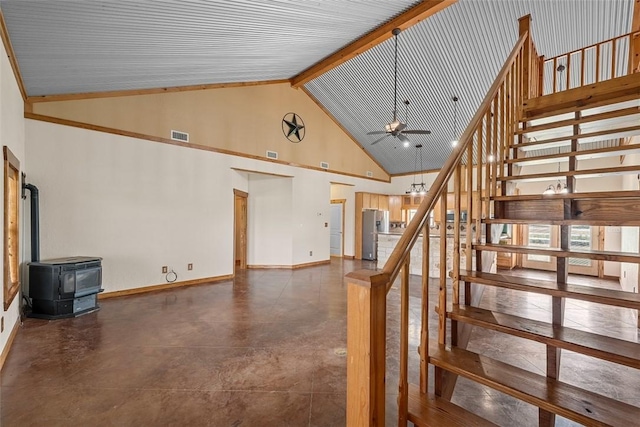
<box><xmin>366</xmin><ymin>171</ymin><xmax>374</xmax><ymax>178</ymax></box>
<box><xmin>266</xmin><ymin>150</ymin><xmax>278</xmax><ymax>160</ymax></box>
<box><xmin>170</xmin><ymin>130</ymin><xmax>189</xmax><ymax>143</ymax></box>
<box><xmin>320</xmin><ymin>161</ymin><xmax>329</xmax><ymax>169</ymax></box>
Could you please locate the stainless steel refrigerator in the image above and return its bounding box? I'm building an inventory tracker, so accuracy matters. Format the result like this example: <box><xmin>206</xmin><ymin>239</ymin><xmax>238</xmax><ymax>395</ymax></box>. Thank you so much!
<box><xmin>362</xmin><ymin>210</ymin><xmax>378</xmax><ymax>260</ymax></box>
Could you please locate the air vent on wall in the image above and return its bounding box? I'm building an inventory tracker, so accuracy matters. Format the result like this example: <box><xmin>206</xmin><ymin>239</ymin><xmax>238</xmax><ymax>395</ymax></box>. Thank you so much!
<box><xmin>366</xmin><ymin>171</ymin><xmax>373</xmax><ymax>178</ymax></box>
<box><xmin>266</xmin><ymin>150</ymin><xmax>278</xmax><ymax>160</ymax></box>
<box><xmin>171</xmin><ymin>130</ymin><xmax>189</xmax><ymax>143</ymax></box>
<box><xmin>320</xmin><ymin>162</ymin><xmax>329</xmax><ymax>170</ymax></box>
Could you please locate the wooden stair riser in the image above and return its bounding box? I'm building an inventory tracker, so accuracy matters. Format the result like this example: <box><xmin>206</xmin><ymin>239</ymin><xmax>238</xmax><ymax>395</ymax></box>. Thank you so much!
<box><xmin>494</xmin><ymin>198</ymin><xmax>640</xmax><ymax>224</ymax></box>
<box><xmin>521</xmin><ymin>73</ymin><xmax>640</xmax><ymax>120</ymax></box>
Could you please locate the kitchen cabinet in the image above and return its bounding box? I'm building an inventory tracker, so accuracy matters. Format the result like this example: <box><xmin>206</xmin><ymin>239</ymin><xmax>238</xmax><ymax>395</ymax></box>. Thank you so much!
<box><xmin>378</xmin><ymin>195</ymin><xmax>389</xmax><ymax>211</ymax></box>
<box><xmin>389</xmin><ymin>196</ymin><xmax>402</xmax><ymax>222</ymax></box>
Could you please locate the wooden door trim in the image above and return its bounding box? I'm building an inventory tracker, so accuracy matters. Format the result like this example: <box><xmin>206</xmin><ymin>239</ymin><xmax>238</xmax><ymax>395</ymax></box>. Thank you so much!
<box><xmin>233</xmin><ymin>189</ymin><xmax>248</xmax><ymax>273</ymax></box>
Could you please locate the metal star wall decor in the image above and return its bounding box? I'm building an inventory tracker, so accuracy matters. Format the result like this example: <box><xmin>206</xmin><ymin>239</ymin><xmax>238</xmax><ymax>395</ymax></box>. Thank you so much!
<box><xmin>282</xmin><ymin>113</ymin><xmax>305</xmax><ymax>142</ymax></box>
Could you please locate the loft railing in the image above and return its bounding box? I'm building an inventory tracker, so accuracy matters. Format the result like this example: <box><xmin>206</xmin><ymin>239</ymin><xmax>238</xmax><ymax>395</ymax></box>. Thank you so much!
<box><xmin>540</xmin><ymin>30</ymin><xmax>640</xmax><ymax>95</ymax></box>
<box><xmin>345</xmin><ymin>15</ymin><xmax>538</xmax><ymax>427</ymax></box>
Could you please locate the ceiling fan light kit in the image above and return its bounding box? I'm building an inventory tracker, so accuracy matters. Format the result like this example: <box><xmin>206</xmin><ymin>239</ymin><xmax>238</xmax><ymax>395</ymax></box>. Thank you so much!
<box><xmin>367</xmin><ymin>28</ymin><xmax>431</xmax><ymax>146</ymax></box>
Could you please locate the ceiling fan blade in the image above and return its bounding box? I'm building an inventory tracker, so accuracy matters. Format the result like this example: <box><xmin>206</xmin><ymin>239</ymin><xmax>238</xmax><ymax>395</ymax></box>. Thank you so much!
<box><xmin>371</xmin><ymin>134</ymin><xmax>390</xmax><ymax>145</ymax></box>
<box><xmin>366</xmin><ymin>131</ymin><xmax>387</xmax><ymax>135</ymax></box>
<box><xmin>402</xmin><ymin>130</ymin><xmax>432</xmax><ymax>135</ymax></box>
<box><xmin>396</xmin><ymin>133</ymin><xmax>409</xmax><ymax>143</ymax></box>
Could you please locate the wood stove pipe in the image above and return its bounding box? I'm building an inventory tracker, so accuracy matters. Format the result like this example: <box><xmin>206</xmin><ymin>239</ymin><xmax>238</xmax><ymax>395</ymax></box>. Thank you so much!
<box><xmin>23</xmin><ymin>182</ymin><xmax>39</xmax><ymax>262</ymax></box>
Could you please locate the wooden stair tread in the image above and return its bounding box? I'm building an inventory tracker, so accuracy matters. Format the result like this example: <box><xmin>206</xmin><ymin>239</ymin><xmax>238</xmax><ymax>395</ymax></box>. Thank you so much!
<box><xmin>458</xmin><ymin>270</ymin><xmax>640</xmax><ymax>310</ymax></box>
<box><xmin>474</xmin><ymin>244</ymin><xmax>640</xmax><ymax>263</ymax></box>
<box><xmin>490</xmin><ymin>190</ymin><xmax>640</xmax><ymax>201</ymax></box>
<box><xmin>505</xmin><ymin>143</ymin><xmax>640</xmax><ymax>166</ymax></box>
<box><xmin>448</xmin><ymin>306</ymin><xmax>640</xmax><ymax>369</ymax></box>
<box><xmin>407</xmin><ymin>384</ymin><xmax>498</xmax><ymax>427</ymax></box>
<box><xmin>484</xmin><ymin>218</ymin><xmax>640</xmax><ymax>226</ymax></box>
<box><xmin>515</xmin><ymin>106</ymin><xmax>640</xmax><ymax>135</ymax></box>
<box><xmin>498</xmin><ymin>164</ymin><xmax>640</xmax><ymax>182</ymax></box>
<box><xmin>508</xmin><ymin>124</ymin><xmax>640</xmax><ymax>149</ymax></box>
<box><xmin>428</xmin><ymin>341</ymin><xmax>640</xmax><ymax>426</ymax></box>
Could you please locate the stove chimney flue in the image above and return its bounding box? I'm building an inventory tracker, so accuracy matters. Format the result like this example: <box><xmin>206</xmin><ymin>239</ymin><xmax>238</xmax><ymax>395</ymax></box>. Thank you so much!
<box><xmin>23</xmin><ymin>181</ymin><xmax>40</xmax><ymax>262</ymax></box>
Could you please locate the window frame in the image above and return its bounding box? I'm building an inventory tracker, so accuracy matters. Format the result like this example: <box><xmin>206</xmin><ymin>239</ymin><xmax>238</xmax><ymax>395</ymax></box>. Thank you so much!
<box><xmin>3</xmin><ymin>146</ymin><xmax>20</xmax><ymax>311</ymax></box>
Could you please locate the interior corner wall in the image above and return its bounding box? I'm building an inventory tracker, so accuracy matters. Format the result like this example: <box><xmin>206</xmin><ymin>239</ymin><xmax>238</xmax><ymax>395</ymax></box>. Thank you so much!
<box><xmin>25</xmin><ymin>118</ymin><xmax>393</xmax><ymax>294</ymax></box>
<box><xmin>292</xmin><ymin>173</ymin><xmax>331</xmax><ymax>265</ymax></box>
<box><xmin>26</xmin><ymin>119</ymin><xmax>234</xmax><ymax>293</ymax></box>
<box><xmin>0</xmin><ymin>37</ymin><xmax>26</xmax><ymax>355</ymax></box>
<box><xmin>247</xmin><ymin>176</ymin><xmax>293</xmax><ymax>266</ymax></box>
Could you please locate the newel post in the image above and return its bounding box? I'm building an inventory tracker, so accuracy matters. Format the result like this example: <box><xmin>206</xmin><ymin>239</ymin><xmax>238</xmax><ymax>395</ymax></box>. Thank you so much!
<box><xmin>518</xmin><ymin>14</ymin><xmax>532</xmax><ymax>101</ymax></box>
<box><xmin>346</xmin><ymin>270</ymin><xmax>389</xmax><ymax>427</ymax></box>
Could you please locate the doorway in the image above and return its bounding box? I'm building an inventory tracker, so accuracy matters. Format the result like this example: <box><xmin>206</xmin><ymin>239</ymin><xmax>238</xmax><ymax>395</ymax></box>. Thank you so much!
<box><xmin>330</xmin><ymin>199</ymin><xmax>345</xmax><ymax>257</ymax></box>
<box><xmin>234</xmin><ymin>189</ymin><xmax>248</xmax><ymax>272</ymax></box>
<box><xmin>522</xmin><ymin>224</ymin><xmax>599</xmax><ymax>276</ymax></box>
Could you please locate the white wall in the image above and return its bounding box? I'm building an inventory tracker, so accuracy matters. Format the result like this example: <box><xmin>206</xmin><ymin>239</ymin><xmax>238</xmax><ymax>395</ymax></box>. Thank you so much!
<box><xmin>25</xmin><ymin>119</ymin><xmax>394</xmax><ymax>293</ymax></box>
<box><xmin>292</xmin><ymin>174</ymin><xmax>331</xmax><ymax>264</ymax></box>
<box><xmin>248</xmin><ymin>175</ymin><xmax>293</xmax><ymax>266</ymax></box>
<box><xmin>0</xmin><ymin>38</ymin><xmax>26</xmax><ymax>354</ymax></box>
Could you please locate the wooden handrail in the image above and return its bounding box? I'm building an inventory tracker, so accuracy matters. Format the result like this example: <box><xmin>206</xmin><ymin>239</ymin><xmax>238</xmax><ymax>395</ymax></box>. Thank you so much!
<box><xmin>544</xmin><ymin>30</ymin><xmax>640</xmax><ymax>63</ymax></box>
<box><xmin>543</xmin><ymin>30</ymin><xmax>640</xmax><ymax>94</ymax></box>
<box><xmin>381</xmin><ymin>31</ymin><xmax>530</xmax><ymax>290</ymax></box>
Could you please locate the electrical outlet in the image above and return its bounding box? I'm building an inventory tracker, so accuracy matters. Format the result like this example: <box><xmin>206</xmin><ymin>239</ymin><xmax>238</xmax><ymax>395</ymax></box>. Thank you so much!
<box><xmin>162</xmin><ymin>266</ymin><xmax>168</xmax><ymax>274</ymax></box>
<box><xmin>309</xmin><ymin>251</ymin><xmax>313</xmax><ymax>256</ymax></box>
<box><xmin>188</xmin><ymin>263</ymin><xmax>193</xmax><ymax>271</ymax></box>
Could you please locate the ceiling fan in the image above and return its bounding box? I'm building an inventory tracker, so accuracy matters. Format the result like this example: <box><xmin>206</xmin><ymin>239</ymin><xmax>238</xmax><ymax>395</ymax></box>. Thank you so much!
<box><xmin>368</xmin><ymin>28</ymin><xmax>431</xmax><ymax>146</ymax></box>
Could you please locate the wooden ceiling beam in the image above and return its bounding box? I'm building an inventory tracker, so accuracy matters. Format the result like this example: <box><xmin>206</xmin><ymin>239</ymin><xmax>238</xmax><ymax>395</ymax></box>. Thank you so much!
<box><xmin>290</xmin><ymin>0</ymin><xmax>456</xmax><ymax>88</ymax></box>
<box><xmin>0</xmin><ymin>10</ymin><xmax>27</xmax><ymax>101</ymax></box>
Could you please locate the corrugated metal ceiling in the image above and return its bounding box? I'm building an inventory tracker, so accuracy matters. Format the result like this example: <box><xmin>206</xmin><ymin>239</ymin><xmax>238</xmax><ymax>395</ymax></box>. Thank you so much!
<box><xmin>1</xmin><ymin>0</ymin><xmax>635</xmax><ymax>175</ymax></box>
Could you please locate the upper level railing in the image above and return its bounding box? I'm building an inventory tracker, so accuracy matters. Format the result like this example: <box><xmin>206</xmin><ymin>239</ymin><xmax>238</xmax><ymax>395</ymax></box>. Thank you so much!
<box><xmin>540</xmin><ymin>30</ymin><xmax>640</xmax><ymax>95</ymax></box>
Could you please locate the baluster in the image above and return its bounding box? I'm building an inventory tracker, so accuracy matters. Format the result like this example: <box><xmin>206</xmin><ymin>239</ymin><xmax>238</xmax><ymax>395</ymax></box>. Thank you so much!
<box><xmin>596</xmin><ymin>44</ymin><xmax>601</xmax><ymax>82</ymax></box>
<box><xmin>580</xmin><ymin>48</ymin><xmax>586</xmax><ymax>86</ymax></box>
<box><xmin>451</xmin><ymin>165</ymin><xmax>461</xmax><ymax>346</ymax></box>
<box><xmin>398</xmin><ymin>257</ymin><xmax>409</xmax><ymax>427</ymax></box>
<box><xmin>611</xmin><ymin>39</ymin><xmax>617</xmax><ymax>78</ymax></box>
<box><xmin>419</xmin><ymin>222</ymin><xmax>430</xmax><ymax>394</ymax></box>
<box><xmin>566</xmin><ymin>54</ymin><xmax>571</xmax><ymax>90</ymax></box>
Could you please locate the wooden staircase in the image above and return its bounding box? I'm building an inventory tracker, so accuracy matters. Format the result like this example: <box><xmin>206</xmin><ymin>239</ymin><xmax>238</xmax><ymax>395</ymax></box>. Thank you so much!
<box><xmin>345</xmin><ymin>13</ymin><xmax>640</xmax><ymax>427</ymax></box>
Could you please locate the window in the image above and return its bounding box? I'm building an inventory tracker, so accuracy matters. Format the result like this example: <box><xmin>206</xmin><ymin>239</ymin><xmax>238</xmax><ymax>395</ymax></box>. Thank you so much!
<box><xmin>4</xmin><ymin>146</ymin><xmax>20</xmax><ymax>310</ymax></box>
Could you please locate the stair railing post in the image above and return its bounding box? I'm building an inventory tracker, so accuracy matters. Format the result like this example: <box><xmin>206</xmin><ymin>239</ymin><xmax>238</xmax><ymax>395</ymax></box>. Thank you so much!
<box><xmin>346</xmin><ymin>270</ymin><xmax>389</xmax><ymax>427</ymax></box>
<box><xmin>518</xmin><ymin>14</ymin><xmax>532</xmax><ymax>101</ymax></box>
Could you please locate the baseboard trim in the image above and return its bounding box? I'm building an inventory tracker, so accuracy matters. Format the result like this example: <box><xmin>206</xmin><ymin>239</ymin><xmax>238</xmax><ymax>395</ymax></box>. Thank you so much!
<box><xmin>99</xmin><ymin>274</ymin><xmax>234</xmax><ymax>299</ymax></box>
<box><xmin>603</xmin><ymin>274</ymin><xmax>620</xmax><ymax>281</ymax></box>
<box><xmin>343</xmin><ymin>255</ymin><xmax>355</xmax><ymax>260</ymax></box>
<box><xmin>247</xmin><ymin>260</ymin><xmax>330</xmax><ymax>270</ymax></box>
<box><xmin>0</xmin><ymin>318</ymin><xmax>20</xmax><ymax>372</ymax></box>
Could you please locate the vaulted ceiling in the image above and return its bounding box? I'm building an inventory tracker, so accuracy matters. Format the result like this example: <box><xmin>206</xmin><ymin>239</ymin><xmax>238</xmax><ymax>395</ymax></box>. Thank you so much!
<box><xmin>0</xmin><ymin>0</ymin><xmax>634</xmax><ymax>174</ymax></box>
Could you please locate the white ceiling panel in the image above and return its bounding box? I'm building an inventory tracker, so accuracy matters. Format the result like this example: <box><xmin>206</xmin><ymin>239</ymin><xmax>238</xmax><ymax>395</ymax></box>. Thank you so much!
<box><xmin>1</xmin><ymin>0</ymin><xmax>635</xmax><ymax>174</ymax></box>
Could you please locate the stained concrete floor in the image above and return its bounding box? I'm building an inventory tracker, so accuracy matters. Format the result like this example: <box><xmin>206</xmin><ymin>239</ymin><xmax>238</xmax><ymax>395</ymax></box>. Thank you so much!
<box><xmin>1</xmin><ymin>259</ymin><xmax>639</xmax><ymax>426</ymax></box>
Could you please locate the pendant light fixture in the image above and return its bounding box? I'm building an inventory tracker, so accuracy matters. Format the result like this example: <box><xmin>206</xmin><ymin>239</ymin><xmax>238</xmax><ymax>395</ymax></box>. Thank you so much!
<box><xmin>451</xmin><ymin>96</ymin><xmax>459</xmax><ymax>147</ymax></box>
<box><xmin>543</xmin><ymin>147</ymin><xmax>569</xmax><ymax>194</ymax></box>
<box><xmin>406</xmin><ymin>144</ymin><xmax>427</xmax><ymax>196</ymax></box>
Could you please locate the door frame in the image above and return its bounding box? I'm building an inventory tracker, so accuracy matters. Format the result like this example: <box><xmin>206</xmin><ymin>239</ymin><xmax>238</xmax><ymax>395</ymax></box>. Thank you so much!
<box><xmin>233</xmin><ymin>189</ymin><xmax>248</xmax><ymax>273</ymax></box>
<box><xmin>330</xmin><ymin>199</ymin><xmax>346</xmax><ymax>257</ymax></box>
<box><xmin>522</xmin><ymin>224</ymin><xmax>600</xmax><ymax>276</ymax></box>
